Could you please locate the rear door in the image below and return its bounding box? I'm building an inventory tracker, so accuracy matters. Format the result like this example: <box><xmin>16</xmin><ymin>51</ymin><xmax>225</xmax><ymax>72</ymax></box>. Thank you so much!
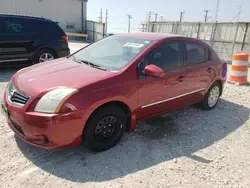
<box><xmin>0</xmin><ymin>17</ymin><xmax>35</xmax><ymax>63</ymax></box>
<box><xmin>184</xmin><ymin>40</ymin><xmax>215</xmax><ymax>104</ymax></box>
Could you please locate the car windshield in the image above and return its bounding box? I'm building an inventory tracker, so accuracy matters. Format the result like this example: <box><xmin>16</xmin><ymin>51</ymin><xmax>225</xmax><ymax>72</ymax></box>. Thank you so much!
<box><xmin>69</xmin><ymin>35</ymin><xmax>154</xmax><ymax>71</ymax></box>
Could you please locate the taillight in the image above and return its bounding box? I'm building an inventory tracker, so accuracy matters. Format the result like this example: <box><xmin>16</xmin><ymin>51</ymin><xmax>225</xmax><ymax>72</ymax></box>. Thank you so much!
<box><xmin>62</xmin><ymin>35</ymin><xmax>68</xmax><ymax>44</ymax></box>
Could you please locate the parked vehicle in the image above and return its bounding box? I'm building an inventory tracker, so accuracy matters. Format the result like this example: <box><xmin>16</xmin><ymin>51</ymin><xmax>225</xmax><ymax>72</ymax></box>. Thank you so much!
<box><xmin>1</xmin><ymin>33</ymin><xmax>227</xmax><ymax>152</ymax></box>
<box><xmin>0</xmin><ymin>14</ymin><xmax>70</xmax><ymax>65</ymax></box>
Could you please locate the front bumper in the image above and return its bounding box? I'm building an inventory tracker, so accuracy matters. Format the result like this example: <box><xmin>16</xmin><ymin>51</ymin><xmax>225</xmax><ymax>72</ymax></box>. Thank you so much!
<box><xmin>1</xmin><ymin>98</ymin><xmax>86</xmax><ymax>149</ymax></box>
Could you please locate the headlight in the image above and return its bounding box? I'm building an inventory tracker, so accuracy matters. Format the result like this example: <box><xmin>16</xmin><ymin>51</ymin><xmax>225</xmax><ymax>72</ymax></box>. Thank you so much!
<box><xmin>34</xmin><ymin>88</ymin><xmax>78</xmax><ymax>113</ymax></box>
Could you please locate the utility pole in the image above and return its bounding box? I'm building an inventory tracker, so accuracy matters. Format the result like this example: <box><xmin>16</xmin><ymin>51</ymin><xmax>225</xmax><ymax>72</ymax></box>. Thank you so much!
<box><xmin>148</xmin><ymin>11</ymin><xmax>151</xmax><ymax>31</ymax></box>
<box><xmin>203</xmin><ymin>10</ymin><xmax>211</xmax><ymax>22</ymax></box>
<box><xmin>100</xmin><ymin>8</ymin><xmax>103</xmax><ymax>22</ymax></box>
<box><xmin>230</xmin><ymin>5</ymin><xmax>242</xmax><ymax>22</ymax></box>
<box><xmin>180</xmin><ymin>11</ymin><xmax>185</xmax><ymax>22</ymax></box>
<box><xmin>140</xmin><ymin>23</ymin><xmax>147</xmax><ymax>32</ymax></box>
<box><xmin>236</xmin><ymin>5</ymin><xmax>242</xmax><ymax>21</ymax></box>
<box><xmin>204</xmin><ymin>10</ymin><xmax>209</xmax><ymax>22</ymax></box>
<box><xmin>128</xmin><ymin>15</ymin><xmax>132</xmax><ymax>33</ymax></box>
<box><xmin>214</xmin><ymin>0</ymin><xmax>220</xmax><ymax>22</ymax></box>
<box><xmin>153</xmin><ymin>13</ymin><xmax>158</xmax><ymax>22</ymax></box>
<box><xmin>105</xmin><ymin>9</ymin><xmax>108</xmax><ymax>35</ymax></box>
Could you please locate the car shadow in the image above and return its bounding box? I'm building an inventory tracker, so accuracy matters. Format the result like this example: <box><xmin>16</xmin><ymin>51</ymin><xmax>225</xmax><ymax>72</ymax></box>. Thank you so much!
<box><xmin>16</xmin><ymin>98</ymin><xmax>250</xmax><ymax>182</ymax></box>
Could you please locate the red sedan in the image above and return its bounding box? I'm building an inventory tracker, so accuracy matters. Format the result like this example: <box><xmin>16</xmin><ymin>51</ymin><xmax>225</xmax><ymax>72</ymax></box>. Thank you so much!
<box><xmin>1</xmin><ymin>33</ymin><xmax>227</xmax><ymax>151</ymax></box>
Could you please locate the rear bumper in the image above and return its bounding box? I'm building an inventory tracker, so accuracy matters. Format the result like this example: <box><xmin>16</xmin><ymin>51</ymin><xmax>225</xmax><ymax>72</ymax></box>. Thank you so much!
<box><xmin>57</xmin><ymin>48</ymin><xmax>70</xmax><ymax>58</ymax></box>
<box><xmin>1</xmin><ymin>97</ymin><xmax>86</xmax><ymax>149</ymax></box>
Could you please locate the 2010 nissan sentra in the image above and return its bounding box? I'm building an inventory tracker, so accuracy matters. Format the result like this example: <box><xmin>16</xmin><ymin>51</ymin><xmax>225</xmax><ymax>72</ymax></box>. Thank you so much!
<box><xmin>1</xmin><ymin>33</ymin><xmax>227</xmax><ymax>152</ymax></box>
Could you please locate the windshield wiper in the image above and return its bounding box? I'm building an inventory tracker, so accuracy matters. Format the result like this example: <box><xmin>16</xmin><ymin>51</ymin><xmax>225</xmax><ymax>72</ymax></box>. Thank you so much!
<box><xmin>79</xmin><ymin>60</ymin><xmax>107</xmax><ymax>71</ymax></box>
<box><xmin>70</xmin><ymin>55</ymin><xmax>82</xmax><ymax>64</ymax></box>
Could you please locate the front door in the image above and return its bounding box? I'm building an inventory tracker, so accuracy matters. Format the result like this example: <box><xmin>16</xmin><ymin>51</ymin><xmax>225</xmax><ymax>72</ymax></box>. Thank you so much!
<box><xmin>136</xmin><ymin>40</ymin><xmax>188</xmax><ymax>121</ymax></box>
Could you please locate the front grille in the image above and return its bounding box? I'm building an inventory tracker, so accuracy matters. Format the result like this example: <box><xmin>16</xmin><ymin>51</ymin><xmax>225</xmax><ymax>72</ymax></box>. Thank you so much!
<box><xmin>8</xmin><ymin>82</ymin><xmax>29</xmax><ymax>105</ymax></box>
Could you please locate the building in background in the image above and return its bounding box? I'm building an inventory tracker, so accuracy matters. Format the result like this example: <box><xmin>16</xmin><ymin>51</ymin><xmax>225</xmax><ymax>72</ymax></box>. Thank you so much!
<box><xmin>0</xmin><ymin>0</ymin><xmax>87</xmax><ymax>33</ymax></box>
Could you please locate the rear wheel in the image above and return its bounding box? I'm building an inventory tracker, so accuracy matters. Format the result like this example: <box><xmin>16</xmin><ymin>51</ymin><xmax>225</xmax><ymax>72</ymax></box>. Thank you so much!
<box><xmin>34</xmin><ymin>49</ymin><xmax>56</xmax><ymax>64</ymax></box>
<box><xmin>200</xmin><ymin>82</ymin><xmax>221</xmax><ymax>110</ymax></box>
<box><xmin>83</xmin><ymin>105</ymin><xmax>127</xmax><ymax>152</ymax></box>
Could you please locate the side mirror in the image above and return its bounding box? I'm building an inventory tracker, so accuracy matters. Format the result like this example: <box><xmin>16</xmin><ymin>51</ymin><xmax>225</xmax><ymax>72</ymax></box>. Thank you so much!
<box><xmin>144</xmin><ymin>64</ymin><xmax>165</xmax><ymax>78</ymax></box>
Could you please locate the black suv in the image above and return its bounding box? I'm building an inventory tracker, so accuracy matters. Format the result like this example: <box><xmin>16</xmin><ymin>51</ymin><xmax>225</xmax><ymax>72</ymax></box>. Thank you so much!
<box><xmin>0</xmin><ymin>14</ymin><xmax>70</xmax><ymax>65</ymax></box>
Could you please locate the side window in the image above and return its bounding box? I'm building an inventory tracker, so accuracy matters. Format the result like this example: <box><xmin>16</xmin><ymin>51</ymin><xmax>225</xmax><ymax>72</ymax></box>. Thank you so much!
<box><xmin>140</xmin><ymin>41</ymin><xmax>183</xmax><ymax>72</ymax></box>
<box><xmin>40</xmin><ymin>22</ymin><xmax>64</xmax><ymax>36</ymax></box>
<box><xmin>186</xmin><ymin>42</ymin><xmax>208</xmax><ymax>65</ymax></box>
<box><xmin>4</xmin><ymin>18</ymin><xmax>33</xmax><ymax>34</ymax></box>
<box><xmin>0</xmin><ymin>19</ymin><xmax>3</xmax><ymax>33</ymax></box>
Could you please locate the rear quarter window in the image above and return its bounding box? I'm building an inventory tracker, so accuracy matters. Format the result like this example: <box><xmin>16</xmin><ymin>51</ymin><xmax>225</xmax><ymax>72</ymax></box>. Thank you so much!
<box><xmin>39</xmin><ymin>21</ymin><xmax>65</xmax><ymax>37</ymax></box>
<box><xmin>186</xmin><ymin>41</ymin><xmax>208</xmax><ymax>65</ymax></box>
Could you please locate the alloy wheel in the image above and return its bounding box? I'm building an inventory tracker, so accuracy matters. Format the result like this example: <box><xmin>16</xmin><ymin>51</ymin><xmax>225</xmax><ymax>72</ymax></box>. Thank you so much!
<box><xmin>208</xmin><ymin>85</ymin><xmax>220</xmax><ymax>107</ymax></box>
<box><xmin>39</xmin><ymin>53</ymin><xmax>54</xmax><ymax>63</ymax></box>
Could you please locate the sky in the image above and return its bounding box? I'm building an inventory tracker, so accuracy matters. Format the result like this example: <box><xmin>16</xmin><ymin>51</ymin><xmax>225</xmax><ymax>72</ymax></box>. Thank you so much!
<box><xmin>87</xmin><ymin>0</ymin><xmax>250</xmax><ymax>33</ymax></box>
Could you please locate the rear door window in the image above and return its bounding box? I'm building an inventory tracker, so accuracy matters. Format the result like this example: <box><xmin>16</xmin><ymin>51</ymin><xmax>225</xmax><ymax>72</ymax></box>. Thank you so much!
<box><xmin>4</xmin><ymin>18</ymin><xmax>33</xmax><ymax>34</ymax></box>
<box><xmin>185</xmin><ymin>41</ymin><xmax>208</xmax><ymax>65</ymax></box>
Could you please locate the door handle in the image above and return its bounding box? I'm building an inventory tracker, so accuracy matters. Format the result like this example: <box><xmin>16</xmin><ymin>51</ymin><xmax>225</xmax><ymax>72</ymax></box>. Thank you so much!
<box><xmin>207</xmin><ymin>68</ymin><xmax>212</xmax><ymax>73</ymax></box>
<box><xmin>176</xmin><ymin>76</ymin><xmax>185</xmax><ymax>82</ymax></box>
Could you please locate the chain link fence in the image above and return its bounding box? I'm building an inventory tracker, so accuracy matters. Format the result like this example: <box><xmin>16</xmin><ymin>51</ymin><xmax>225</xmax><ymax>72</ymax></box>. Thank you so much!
<box><xmin>86</xmin><ymin>20</ymin><xmax>106</xmax><ymax>42</ymax></box>
<box><xmin>149</xmin><ymin>21</ymin><xmax>250</xmax><ymax>61</ymax></box>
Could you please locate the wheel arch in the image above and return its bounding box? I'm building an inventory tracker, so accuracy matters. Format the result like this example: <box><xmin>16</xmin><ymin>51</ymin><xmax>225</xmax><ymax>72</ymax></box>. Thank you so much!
<box><xmin>206</xmin><ymin>79</ymin><xmax>223</xmax><ymax>96</ymax></box>
<box><xmin>35</xmin><ymin>46</ymin><xmax>58</xmax><ymax>58</ymax></box>
<box><xmin>83</xmin><ymin>101</ymin><xmax>132</xmax><ymax>136</ymax></box>
<box><xmin>213</xmin><ymin>79</ymin><xmax>223</xmax><ymax>96</ymax></box>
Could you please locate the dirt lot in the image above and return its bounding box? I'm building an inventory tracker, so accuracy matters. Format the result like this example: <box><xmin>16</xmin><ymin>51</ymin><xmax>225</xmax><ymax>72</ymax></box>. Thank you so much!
<box><xmin>0</xmin><ymin>45</ymin><xmax>250</xmax><ymax>187</ymax></box>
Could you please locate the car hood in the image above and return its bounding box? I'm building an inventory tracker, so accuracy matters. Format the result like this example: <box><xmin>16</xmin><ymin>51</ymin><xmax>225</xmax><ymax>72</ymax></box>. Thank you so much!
<box><xmin>12</xmin><ymin>58</ymin><xmax>115</xmax><ymax>97</ymax></box>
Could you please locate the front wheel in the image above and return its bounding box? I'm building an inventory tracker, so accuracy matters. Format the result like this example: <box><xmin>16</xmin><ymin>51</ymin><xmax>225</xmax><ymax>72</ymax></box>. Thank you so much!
<box><xmin>83</xmin><ymin>105</ymin><xmax>127</xmax><ymax>152</ymax></box>
<box><xmin>200</xmin><ymin>83</ymin><xmax>221</xmax><ymax>110</ymax></box>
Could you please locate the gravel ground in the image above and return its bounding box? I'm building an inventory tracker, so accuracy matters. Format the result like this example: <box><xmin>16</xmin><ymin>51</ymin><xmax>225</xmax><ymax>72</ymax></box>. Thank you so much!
<box><xmin>0</xmin><ymin>56</ymin><xmax>250</xmax><ymax>187</ymax></box>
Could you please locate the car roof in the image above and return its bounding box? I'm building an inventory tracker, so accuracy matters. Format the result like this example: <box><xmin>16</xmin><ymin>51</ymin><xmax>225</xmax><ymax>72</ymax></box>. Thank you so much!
<box><xmin>0</xmin><ymin>14</ymin><xmax>51</xmax><ymax>22</ymax></box>
<box><xmin>115</xmin><ymin>32</ymin><xmax>184</xmax><ymax>41</ymax></box>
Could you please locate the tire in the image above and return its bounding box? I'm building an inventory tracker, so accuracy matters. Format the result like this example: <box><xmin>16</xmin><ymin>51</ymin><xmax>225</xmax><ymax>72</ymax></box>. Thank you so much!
<box><xmin>34</xmin><ymin>49</ymin><xmax>56</xmax><ymax>64</ymax></box>
<box><xmin>200</xmin><ymin>82</ymin><xmax>221</xmax><ymax>110</ymax></box>
<box><xmin>83</xmin><ymin>105</ymin><xmax>127</xmax><ymax>152</ymax></box>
